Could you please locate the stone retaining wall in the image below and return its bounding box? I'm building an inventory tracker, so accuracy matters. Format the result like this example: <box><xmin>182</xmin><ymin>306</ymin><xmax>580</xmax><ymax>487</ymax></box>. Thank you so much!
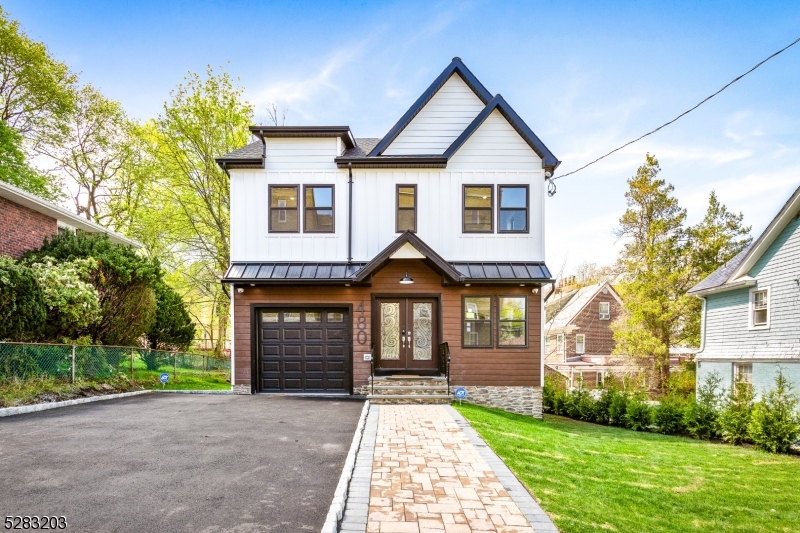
<box><xmin>454</xmin><ymin>386</ymin><xmax>543</xmax><ymax>419</ymax></box>
<box><xmin>232</xmin><ymin>384</ymin><xmax>251</xmax><ymax>395</ymax></box>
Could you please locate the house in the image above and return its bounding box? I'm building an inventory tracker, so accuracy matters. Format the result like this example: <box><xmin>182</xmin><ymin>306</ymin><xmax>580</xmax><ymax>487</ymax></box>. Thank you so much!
<box><xmin>217</xmin><ymin>58</ymin><xmax>559</xmax><ymax>417</ymax></box>
<box><xmin>689</xmin><ymin>185</ymin><xmax>800</xmax><ymax>395</ymax></box>
<box><xmin>0</xmin><ymin>180</ymin><xmax>140</xmax><ymax>257</ymax></box>
<box><xmin>544</xmin><ymin>281</ymin><xmax>636</xmax><ymax>387</ymax></box>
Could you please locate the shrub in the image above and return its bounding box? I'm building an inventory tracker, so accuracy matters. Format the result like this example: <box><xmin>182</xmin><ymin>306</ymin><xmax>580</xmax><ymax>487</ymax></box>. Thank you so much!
<box><xmin>719</xmin><ymin>380</ymin><xmax>755</xmax><ymax>445</ymax></box>
<box><xmin>684</xmin><ymin>372</ymin><xmax>722</xmax><ymax>440</ymax></box>
<box><xmin>145</xmin><ymin>281</ymin><xmax>196</xmax><ymax>351</ymax></box>
<box><xmin>654</xmin><ymin>394</ymin><xmax>687</xmax><ymax>434</ymax></box>
<box><xmin>748</xmin><ymin>370</ymin><xmax>800</xmax><ymax>454</ymax></box>
<box><xmin>140</xmin><ymin>349</ymin><xmax>171</xmax><ymax>371</ymax></box>
<box><xmin>608</xmin><ymin>389</ymin><xmax>629</xmax><ymax>427</ymax></box>
<box><xmin>0</xmin><ymin>256</ymin><xmax>46</xmax><ymax>341</ymax></box>
<box><xmin>625</xmin><ymin>395</ymin><xmax>652</xmax><ymax>431</ymax></box>
<box><xmin>574</xmin><ymin>388</ymin><xmax>595</xmax><ymax>421</ymax></box>
<box><xmin>592</xmin><ymin>389</ymin><xmax>614</xmax><ymax>424</ymax></box>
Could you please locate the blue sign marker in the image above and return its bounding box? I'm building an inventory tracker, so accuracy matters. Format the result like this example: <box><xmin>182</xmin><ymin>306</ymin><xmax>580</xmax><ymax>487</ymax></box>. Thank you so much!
<box><xmin>159</xmin><ymin>373</ymin><xmax>170</xmax><ymax>384</ymax></box>
<box><xmin>454</xmin><ymin>387</ymin><xmax>467</xmax><ymax>400</ymax></box>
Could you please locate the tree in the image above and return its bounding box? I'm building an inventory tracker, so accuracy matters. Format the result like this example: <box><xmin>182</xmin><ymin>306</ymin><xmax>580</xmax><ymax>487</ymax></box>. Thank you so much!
<box><xmin>0</xmin><ymin>118</ymin><xmax>58</xmax><ymax>199</ymax></box>
<box><xmin>115</xmin><ymin>66</ymin><xmax>253</xmax><ymax>355</ymax></box>
<box><xmin>748</xmin><ymin>370</ymin><xmax>800</xmax><ymax>454</ymax></box>
<box><xmin>23</xmin><ymin>232</ymin><xmax>160</xmax><ymax>346</ymax></box>
<box><xmin>146</xmin><ymin>281</ymin><xmax>196</xmax><ymax>351</ymax></box>
<box><xmin>0</xmin><ymin>7</ymin><xmax>77</xmax><ymax>142</ymax></box>
<box><xmin>0</xmin><ymin>256</ymin><xmax>45</xmax><ymax>341</ymax></box>
<box><xmin>37</xmin><ymin>85</ymin><xmax>133</xmax><ymax>222</ymax></box>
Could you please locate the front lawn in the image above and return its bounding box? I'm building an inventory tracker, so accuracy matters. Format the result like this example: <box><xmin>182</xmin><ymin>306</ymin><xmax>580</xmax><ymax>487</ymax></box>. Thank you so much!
<box><xmin>455</xmin><ymin>403</ymin><xmax>799</xmax><ymax>533</ymax></box>
<box><xmin>120</xmin><ymin>355</ymin><xmax>231</xmax><ymax>390</ymax></box>
<box><xmin>0</xmin><ymin>375</ymin><xmax>141</xmax><ymax>408</ymax></box>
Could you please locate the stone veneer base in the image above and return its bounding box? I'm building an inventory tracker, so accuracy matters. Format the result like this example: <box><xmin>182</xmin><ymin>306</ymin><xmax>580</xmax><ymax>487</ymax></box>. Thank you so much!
<box><xmin>232</xmin><ymin>384</ymin><xmax>251</xmax><ymax>395</ymax></box>
<box><xmin>452</xmin><ymin>385</ymin><xmax>543</xmax><ymax>419</ymax></box>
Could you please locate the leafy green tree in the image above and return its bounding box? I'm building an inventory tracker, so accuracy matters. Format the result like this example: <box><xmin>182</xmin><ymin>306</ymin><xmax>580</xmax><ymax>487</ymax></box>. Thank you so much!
<box><xmin>748</xmin><ymin>370</ymin><xmax>800</xmax><ymax>454</ymax></box>
<box><xmin>146</xmin><ymin>281</ymin><xmax>196</xmax><ymax>351</ymax></box>
<box><xmin>0</xmin><ymin>119</ymin><xmax>58</xmax><ymax>199</ymax></box>
<box><xmin>28</xmin><ymin>257</ymin><xmax>102</xmax><ymax>341</ymax></box>
<box><xmin>719</xmin><ymin>379</ymin><xmax>755</xmax><ymax>445</ymax></box>
<box><xmin>0</xmin><ymin>256</ymin><xmax>46</xmax><ymax>341</ymax></box>
<box><xmin>683</xmin><ymin>371</ymin><xmax>722</xmax><ymax>440</ymax></box>
<box><xmin>23</xmin><ymin>232</ymin><xmax>160</xmax><ymax>345</ymax></box>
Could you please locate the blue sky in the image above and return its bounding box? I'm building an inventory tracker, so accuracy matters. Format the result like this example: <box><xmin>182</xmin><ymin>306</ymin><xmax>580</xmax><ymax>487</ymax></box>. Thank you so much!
<box><xmin>6</xmin><ymin>0</ymin><xmax>800</xmax><ymax>274</ymax></box>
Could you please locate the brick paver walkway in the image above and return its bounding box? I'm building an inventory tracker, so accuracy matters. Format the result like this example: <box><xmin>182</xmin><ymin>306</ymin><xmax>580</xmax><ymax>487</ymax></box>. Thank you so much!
<box><xmin>366</xmin><ymin>405</ymin><xmax>537</xmax><ymax>533</ymax></box>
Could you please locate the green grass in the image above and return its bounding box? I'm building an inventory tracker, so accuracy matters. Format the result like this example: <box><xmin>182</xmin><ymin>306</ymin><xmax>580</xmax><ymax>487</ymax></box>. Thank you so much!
<box><xmin>0</xmin><ymin>375</ymin><xmax>141</xmax><ymax>408</ymax></box>
<box><xmin>119</xmin><ymin>356</ymin><xmax>231</xmax><ymax>390</ymax></box>
<box><xmin>455</xmin><ymin>403</ymin><xmax>800</xmax><ymax>533</ymax></box>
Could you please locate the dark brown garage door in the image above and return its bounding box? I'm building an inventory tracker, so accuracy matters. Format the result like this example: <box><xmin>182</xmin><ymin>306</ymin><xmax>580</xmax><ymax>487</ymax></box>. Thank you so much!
<box><xmin>257</xmin><ymin>308</ymin><xmax>351</xmax><ymax>392</ymax></box>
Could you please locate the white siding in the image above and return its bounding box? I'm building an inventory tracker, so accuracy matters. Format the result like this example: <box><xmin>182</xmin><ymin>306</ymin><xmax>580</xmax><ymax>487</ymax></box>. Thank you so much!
<box><xmin>230</xmin><ymin>168</ymin><xmax>546</xmax><ymax>262</ymax></box>
<box><xmin>447</xmin><ymin>109</ymin><xmax>543</xmax><ymax>170</ymax></box>
<box><xmin>264</xmin><ymin>138</ymin><xmax>339</xmax><ymax>170</ymax></box>
<box><xmin>383</xmin><ymin>75</ymin><xmax>485</xmax><ymax>155</ymax></box>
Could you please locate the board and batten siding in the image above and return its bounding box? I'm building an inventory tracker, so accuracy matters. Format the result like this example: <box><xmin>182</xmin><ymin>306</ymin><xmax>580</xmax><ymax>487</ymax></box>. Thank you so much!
<box><xmin>383</xmin><ymin>74</ymin><xmax>485</xmax><ymax>155</ymax></box>
<box><xmin>697</xmin><ymin>216</ymin><xmax>800</xmax><ymax>396</ymax></box>
<box><xmin>230</xmin><ymin>168</ymin><xmax>545</xmax><ymax>262</ymax></box>
<box><xmin>264</xmin><ymin>137</ymin><xmax>340</xmax><ymax>170</ymax></box>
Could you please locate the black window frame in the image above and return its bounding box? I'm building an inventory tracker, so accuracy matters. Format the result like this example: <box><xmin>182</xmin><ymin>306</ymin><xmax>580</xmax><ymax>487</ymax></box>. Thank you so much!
<box><xmin>497</xmin><ymin>295</ymin><xmax>528</xmax><ymax>348</ymax></box>
<box><xmin>268</xmin><ymin>185</ymin><xmax>300</xmax><ymax>233</ymax></box>
<box><xmin>497</xmin><ymin>185</ymin><xmax>529</xmax><ymax>234</ymax></box>
<box><xmin>462</xmin><ymin>185</ymin><xmax>494</xmax><ymax>233</ymax></box>
<box><xmin>396</xmin><ymin>184</ymin><xmax>417</xmax><ymax>233</ymax></box>
<box><xmin>303</xmin><ymin>184</ymin><xmax>335</xmax><ymax>234</ymax></box>
<box><xmin>462</xmin><ymin>295</ymin><xmax>493</xmax><ymax>348</ymax></box>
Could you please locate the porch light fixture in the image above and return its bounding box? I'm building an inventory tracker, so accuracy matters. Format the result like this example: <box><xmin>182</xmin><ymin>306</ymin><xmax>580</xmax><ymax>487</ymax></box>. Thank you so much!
<box><xmin>399</xmin><ymin>271</ymin><xmax>414</xmax><ymax>284</ymax></box>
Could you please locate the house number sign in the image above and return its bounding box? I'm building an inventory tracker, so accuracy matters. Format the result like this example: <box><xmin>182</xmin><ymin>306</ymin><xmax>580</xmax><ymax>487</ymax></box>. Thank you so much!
<box><xmin>355</xmin><ymin>301</ymin><xmax>368</xmax><ymax>345</ymax></box>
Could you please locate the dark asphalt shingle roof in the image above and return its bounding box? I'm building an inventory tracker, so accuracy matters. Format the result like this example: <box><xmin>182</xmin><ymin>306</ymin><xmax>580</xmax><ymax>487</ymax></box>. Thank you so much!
<box><xmin>688</xmin><ymin>244</ymin><xmax>753</xmax><ymax>294</ymax></box>
<box><xmin>342</xmin><ymin>138</ymin><xmax>381</xmax><ymax>159</ymax></box>
<box><xmin>218</xmin><ymin>141</ymin><xmax>262</xmax><ymax>161</ymax></box>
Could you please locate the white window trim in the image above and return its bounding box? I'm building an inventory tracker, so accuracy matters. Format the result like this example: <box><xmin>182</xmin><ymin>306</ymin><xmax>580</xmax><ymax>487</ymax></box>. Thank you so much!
<box><xmin>556</xmin><ymin>333</ymin><xmax>565</xmax><ymax>358</ymax></box>
<box><xmin>599</xmin><ymin>301</ymin><xmax>610</xmax><ymax>320</ymax></box>
<box><xmin>733</xmin><ymin>362</ymin><xmax>753</xmax><ymax>384</ymax></box>
<box><xmin>575</xmin><ymin>334</ymin><xmax>586</xmax><ymax>355</ymax></box>
<box><xmin>748</xmin><ymin>286</ymin><xmax>771</xmax><ymax>330</ymax></box>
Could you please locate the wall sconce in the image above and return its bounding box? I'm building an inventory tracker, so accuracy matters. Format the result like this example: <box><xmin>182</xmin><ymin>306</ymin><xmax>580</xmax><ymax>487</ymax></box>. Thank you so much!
<box><xmin>399</xmin><ymin>271</ymin><xmax>414</xmax><ymax>284</ymax></box>
<box><xmin>531</xmin><ymin>287</ymin><xmax>539</xmax><ymax>294</ymax></box>
<box><xmin>236</xmin><ymin>287</ymin><xmax>244</xmax><ymax>294</ymax></box>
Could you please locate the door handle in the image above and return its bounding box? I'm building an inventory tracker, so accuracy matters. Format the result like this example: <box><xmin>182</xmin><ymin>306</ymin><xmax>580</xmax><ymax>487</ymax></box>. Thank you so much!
<box><xmin>401</xmin><ymin>330</ymin><xmax>407</xmax><ymax>349</ymax></box>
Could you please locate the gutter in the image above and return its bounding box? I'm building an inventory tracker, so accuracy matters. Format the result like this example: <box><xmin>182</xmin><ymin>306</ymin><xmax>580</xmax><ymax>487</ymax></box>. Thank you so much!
<box><xmin>689</xmin><ymin>277</ymin><xmax>756</xmax><ymax>297</ymax></box>
<box><xmin>348</xmin><ymin>163</ymin><xmax>353</xmax><ymax>264</ymax></box>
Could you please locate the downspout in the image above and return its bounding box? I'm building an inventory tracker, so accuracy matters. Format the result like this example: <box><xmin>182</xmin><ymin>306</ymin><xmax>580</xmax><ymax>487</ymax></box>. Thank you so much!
<box><xmin>347</xmin><ymin>162</ymin><xmax>353</xmax><ymax>264</ymax></box>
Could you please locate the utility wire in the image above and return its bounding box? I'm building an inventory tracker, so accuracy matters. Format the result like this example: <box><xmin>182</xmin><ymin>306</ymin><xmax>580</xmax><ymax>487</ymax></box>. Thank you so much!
<box><xmin>548</xmin><ymin>35</ymin><xmax>800</xmax><ymax>195</ymax></box>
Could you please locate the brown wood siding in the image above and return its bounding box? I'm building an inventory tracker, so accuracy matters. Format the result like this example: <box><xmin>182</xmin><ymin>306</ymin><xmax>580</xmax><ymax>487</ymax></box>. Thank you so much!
<box><xmin>233</xmin><ymin>259</ymin><xmax>542</xmax><ymax>390</ymax></box>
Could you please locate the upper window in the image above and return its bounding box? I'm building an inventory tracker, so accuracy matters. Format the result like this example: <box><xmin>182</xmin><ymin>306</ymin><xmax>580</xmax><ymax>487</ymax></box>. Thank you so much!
<box><xmin>269</xmin><ymin>186</ymin><xmax>299</xmax><ymax>232</ymax></box>
<box><xmin>599</xmin><ymin>302</ymin><xmax>610</xmax><ymax>320</ymax></box>
<box><xmin>463</xmin><ymin>186</ymin><xmax>493</xmax><ymax>233</ymax></box>
<box><xmin>575</xmin><ymin>334</ymin><xmax>586</xmax><ymax>354</ymax></box>
<box><xmin>750</xmin><ymin>288</ymin><xmax>770</xmax><ymax>328</ymax></box>
<box><xmin>498</xmin><ymin>186</ymin><xmax>528</xmax><ymax>233</ymax></box>
<box><xmin>498</xmin><ymin>296</ymin><xmax>526</xmax><ymax>346</ymax></box>
<box><xmin>463</xmin><ymin>296</ymin><xmax>492</xmax><ymax>347</ymax></box>
<box><xmin>396</xmin><ymin>185</ymin><xmax>417</xmax><ymax>232</ymax></box>
<box><xmin>304</xmin><ymin>185</ymin><xmax>334</xmax><ymax>233</ymax></box>
<box><xmin>556</xmin><ymin>334</ymin><xmax>565</xmax><ymax>355</ymax></box>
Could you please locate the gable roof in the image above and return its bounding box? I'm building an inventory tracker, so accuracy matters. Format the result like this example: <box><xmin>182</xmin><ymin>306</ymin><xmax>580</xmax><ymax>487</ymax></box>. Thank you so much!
<box><xmin>353</xmin><ymin>231</ymin><xmax>464</xmax><ymax>283</ymax></box>
<box><xmin>689</xmin><ymin>184</ymin><xmax>800</xmax><ymax>296</ymax></box>
<box><xmin>443</xmin><ymin>94</ymin><xmax>560</xmax><ymax>170</ymax></box>
<box><xmin>368</xmin><ymin>58</ymin><xmax>493</xmax><ymax>157</ymax></box>
<box><xmin>0</xmin><ymin>180</ymin><xmax>142</xmax><ymax>248</ymax></box>
<box><xmin>546</xmin><ymin>282</ymin><xmax>621</xmax><ymax>330</ymax></box>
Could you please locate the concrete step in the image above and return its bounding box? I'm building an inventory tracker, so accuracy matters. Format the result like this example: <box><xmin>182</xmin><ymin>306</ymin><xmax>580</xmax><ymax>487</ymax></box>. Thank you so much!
<box><xmin>370</xmin><ymin>385</ymin><xmax>450</xmax><ymax>391</ymax></box>
<box><xmin>367</xmin><ymin>394</ymin><xmax>452</xmax><ymax>405</ymax></box>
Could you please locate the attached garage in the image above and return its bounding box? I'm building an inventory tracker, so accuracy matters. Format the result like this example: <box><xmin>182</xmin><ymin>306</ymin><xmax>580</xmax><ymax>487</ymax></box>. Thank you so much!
<box><xmin>256</xmin><ymin>307</ymin><xmax>351</xmax><ymax>393</ymax></box>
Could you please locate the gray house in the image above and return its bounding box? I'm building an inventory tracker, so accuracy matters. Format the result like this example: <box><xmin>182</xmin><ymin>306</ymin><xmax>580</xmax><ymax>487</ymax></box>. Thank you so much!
<box><xmin>689</xmin><ymin>185</ymin><xmax>800</xmax><ymax>395</ymax></box>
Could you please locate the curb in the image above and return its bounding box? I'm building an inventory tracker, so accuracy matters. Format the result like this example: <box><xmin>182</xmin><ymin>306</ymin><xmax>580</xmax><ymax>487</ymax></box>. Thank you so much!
<box><xmin>0</xmin><ymin>390</ymin><xmax>154</xmax><ymax>418</ymax></box>
<box><xmin>153</xmin><ymin>389</ymin><xmax>234</xmax><ymax>394</ymax></box>
<box><xmin>321</xmin><ymin>400</ymin><xmax>370</xmax><ymax>533</ymax></box>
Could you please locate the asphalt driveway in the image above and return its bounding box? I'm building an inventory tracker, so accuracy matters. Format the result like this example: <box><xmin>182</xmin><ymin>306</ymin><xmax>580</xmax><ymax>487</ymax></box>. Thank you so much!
<box><xmin>0</xmin><ymin>394</ymin><xmax>364</xmax><ymax>532</ymax></box>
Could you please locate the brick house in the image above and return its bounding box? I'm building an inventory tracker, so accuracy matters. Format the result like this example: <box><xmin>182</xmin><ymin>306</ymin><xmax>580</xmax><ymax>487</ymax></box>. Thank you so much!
<box><xmin>0</xmin><ymin>180</ymin><xmax>140</xmax><ymax>257</ymax></box>
<box><xmin>544</xmin><ymin>281</ymin><xmax>636</xmax><ymax>388</ymax></box>
<box><xmin>217</xmin><ymin>58</ymin><xmax>560</xmax><ymax>416</ymax></box>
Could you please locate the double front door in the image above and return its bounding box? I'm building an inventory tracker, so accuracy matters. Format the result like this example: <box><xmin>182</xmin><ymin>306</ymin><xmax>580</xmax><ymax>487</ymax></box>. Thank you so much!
<box><xmin>375</xmin><ymin>298</ymin><xmax>438</xmax><ymax>373</ymax></box>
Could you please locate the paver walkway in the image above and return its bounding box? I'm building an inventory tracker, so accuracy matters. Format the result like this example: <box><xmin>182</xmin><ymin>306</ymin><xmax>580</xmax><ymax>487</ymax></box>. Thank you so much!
<box><xmin>340</xmin><ymin>404</ymin><xmax>557</xmax><ymax>533</ymax></box>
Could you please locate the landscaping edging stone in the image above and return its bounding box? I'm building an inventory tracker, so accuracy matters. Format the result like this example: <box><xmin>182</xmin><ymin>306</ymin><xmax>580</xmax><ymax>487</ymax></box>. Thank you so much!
<box><xmin>0</xmin><ymin>389</ymin><xmax>154</xmax><ymax>418</ymax></box>
<box><xmin>446</xmin><ymin>405</ymin><xmax>559</xmax><ymax>532</ymax></box>
<box><xmin>321</xmin><ymin>400</ymin><xmax>371</xmax><ymax>533</ymax></box>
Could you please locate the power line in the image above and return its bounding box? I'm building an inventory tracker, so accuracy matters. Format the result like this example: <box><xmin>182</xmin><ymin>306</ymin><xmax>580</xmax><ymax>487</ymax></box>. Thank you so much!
<box><xmin>548</xmin><ymin>35</ymin><xmax>800</xmax><ymax>195</ymax></box>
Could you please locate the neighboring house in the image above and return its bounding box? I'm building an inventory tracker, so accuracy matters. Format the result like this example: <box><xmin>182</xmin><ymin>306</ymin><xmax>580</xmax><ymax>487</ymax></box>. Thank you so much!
<box><xmin>0</xmin><ymin>180</ymin><xmax>140</xmax><ymax>257</ymax></box>
<box><xmin>217</xmin><ymin>58</ymin><xmax>559</xmax><ymax>416</ymax></box>
<box><xmin>544</xmin><ymin>281</ymin><xmax>635</xmax><ymax>387</ymax></box>
<box><xmin>689</xmin><ymin>184</ymin><xmax>800</xmax><ymax>396</ymax></box>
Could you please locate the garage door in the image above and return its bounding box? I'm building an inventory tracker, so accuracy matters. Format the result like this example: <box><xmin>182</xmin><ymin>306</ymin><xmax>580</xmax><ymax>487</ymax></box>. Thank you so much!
<box><xmin>257</xmin><ymin>308</ymin><xmax>351</xmax><ymax>392</ymax></box>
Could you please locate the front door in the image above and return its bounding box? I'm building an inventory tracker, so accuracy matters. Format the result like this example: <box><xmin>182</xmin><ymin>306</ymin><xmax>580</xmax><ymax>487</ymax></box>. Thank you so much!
<box><xmin>375</xmin><ymin>298</ymin><xmax>438</xmax><ymax>373</ymax></box>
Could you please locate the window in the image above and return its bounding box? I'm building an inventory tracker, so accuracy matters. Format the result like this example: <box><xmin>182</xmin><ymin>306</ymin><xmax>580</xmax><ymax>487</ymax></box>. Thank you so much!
<box><xmin>556</xmin><ymin>334</ymin><xmax>565</xmax><ymax>356</ymax></box>
<box><xmin>498</xmin><ymin>296</ymin><xmax>526</xmax><ymax>346</ymax></box>
<box><xmin>575</xmin><ymin>334</ymin><xmax>586</xmax><ymax>354</ymax></box>
<box><xmin>463</xmin><ymin>186</ymin><xmax>493</xmax><ymax>233</ymax></box>
<box><xmin>599</xmin><ymin>302</ymin><xmax>610</xmax><ymax>320</ymax></box>
<box><xmin>396</xmin><ymin>185</ymin><xmax>417</xmax><ymax>232</ymax></box>
<box><xmin>596</xmin><ymin>372</ymin><xmax>604</xmax><ymax>388</ymax></box>
<box><xmin>304</xmin><ymin>185</ymin><xmax>334</xmax><ymax>233</ymax></box>
<box><xmin>463</xmin><ymin>296</ymin><xmax>492</xmax><ymax>347</ymax></box>
<box><xmin>750</xmin><ymin>288</ymin><xmax>770</xmax><ymax>328</ymax></box>
<box><xmin>498</xmin><ymin>186</ymin><xmax>528</xmax><ymax>232</ymax></box>
<box><xmin>733</xmin><ymin>363</ymin><xmax>753</xmax><ymax>384</ymax></box>
<box><xmin>269</xmin><ymin>186</ymin><xmax>299</xmax><ymax>232</ymax></box>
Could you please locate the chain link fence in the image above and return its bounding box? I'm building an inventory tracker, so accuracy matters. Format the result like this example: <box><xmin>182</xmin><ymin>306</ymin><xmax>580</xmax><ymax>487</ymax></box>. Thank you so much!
<box><xmin>0</xmin><ymin>342</ymin><xmax>230</xmax><ymax>389</ymax></box>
